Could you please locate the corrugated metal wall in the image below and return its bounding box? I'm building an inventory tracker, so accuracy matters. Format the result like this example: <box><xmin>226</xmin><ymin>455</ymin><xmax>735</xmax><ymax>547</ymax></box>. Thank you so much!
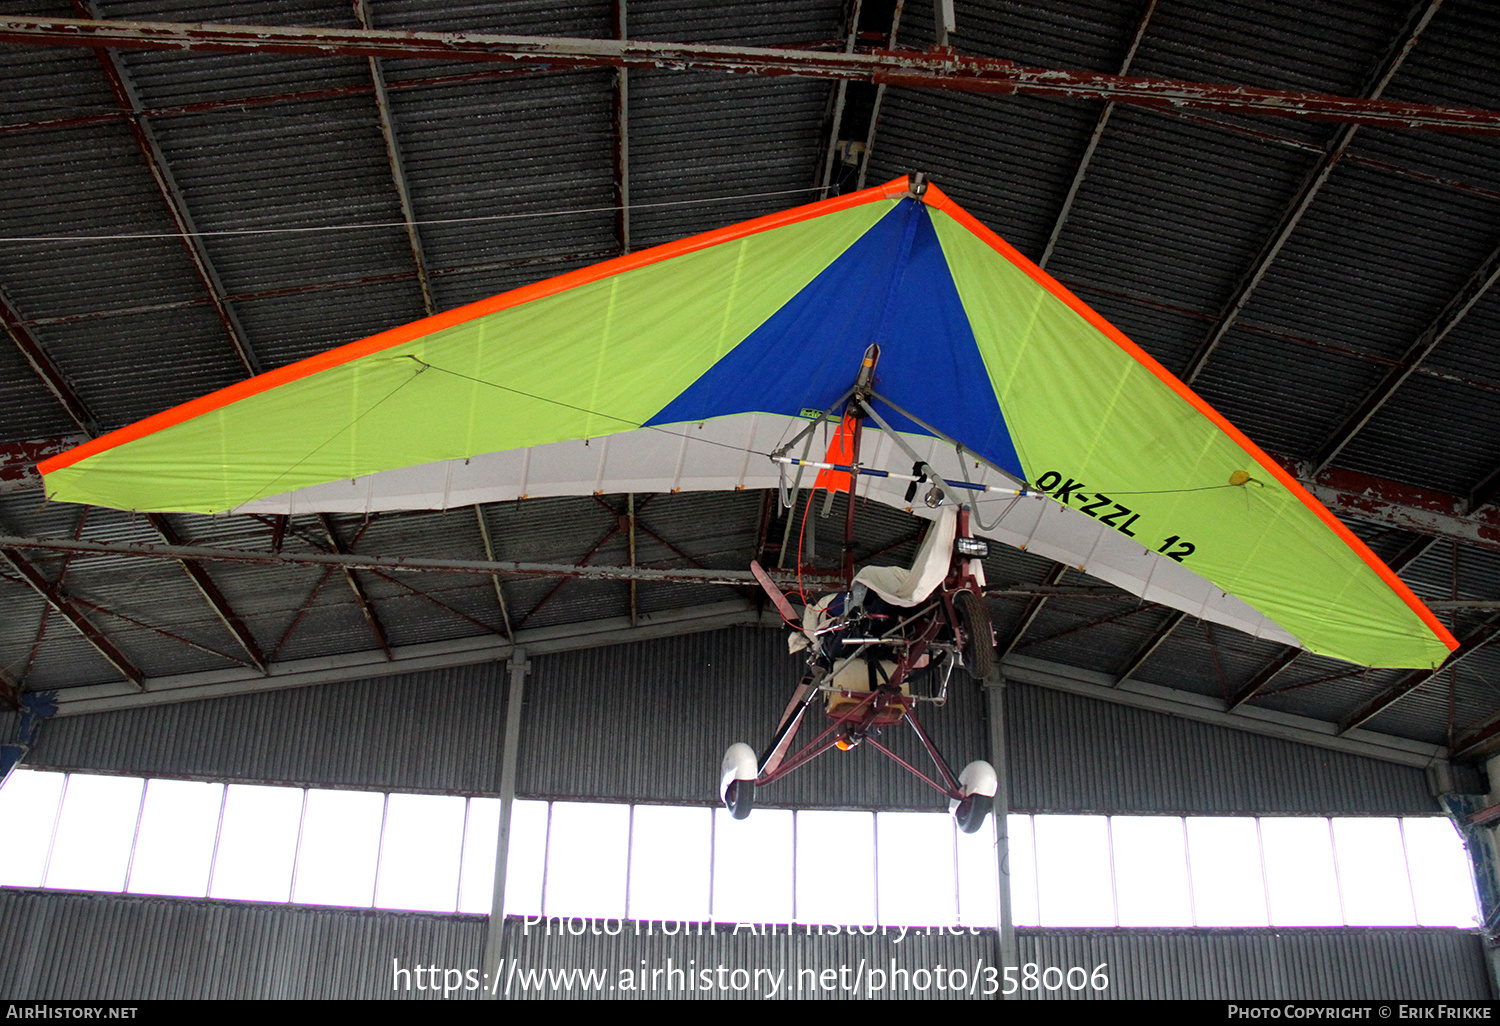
<box><xmin>1</xmin><ymin>891</ymin><xmax>1481</xmax><ymax>1000</ymax></box>
<box><xmin>0</xmin><ymin>889</ymin><xmax>484</xmax><ymax>1000</ymax></box>
<box><xmin>13</xmin><ymin>627</ymin><xmax>1441</xmax><ymax>814</ymax></box>
<box><xmin>1007</xmin><ymin>685</ymin><xmax>1440</xmax><ymax>815</ymax></box>
<box><xmin>514</xmin><ymin>628</ymin><xmax>987</xmax><ymax>810</ymax></box>
<box><xmin>19</xmin><ymin>662</ymin><xmax>511</xmax><ymax>795</ymax></box>
<box><xmin>1015</xmin><ymin>928</ymin><xmax>1489</xmax><ymax>1000</ymax></box>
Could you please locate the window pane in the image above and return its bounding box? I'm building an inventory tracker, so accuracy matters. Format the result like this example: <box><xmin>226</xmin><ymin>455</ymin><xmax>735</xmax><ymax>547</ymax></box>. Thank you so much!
<box><xmin>291</xmin><ymin>789</ymin><xmax>384</xmax><ymax>907</ymax></box>
<box><xmin>1033</xmin><ymin>815</ymin><xmax>1114</xmax><ymax>927</ymax></box>
<box><xmin>0</xmin><ymin>770</ymin><xmax>66</xmax><ymax>887</ymax></box>
<box><xmin>629</xmin><ymin>805</ymin><xmax>711</xmax><ymax>922</ymax></box>
<box><xmin>210</xmin><ymin>784</ymin><xmax>303</xmax><ymax>902</ymax></box>
<box><xmin>127</xmin><ymin>779</ymin><xmax>224</xmax><ymax>898</ymax></box>
<box><xmin>376</xmin><ymin>793</ymin><xmax>466</xmax><ymax>913</ymax></box>
<box><xmin>457</xmin><ymin>798</ymin><xmax>501</xmax><ymax>915</ymax></box>
<box><xmin>46</xmin><ymin>774</ymin><xmax>143</xmax><ymax>892</ymax></box>
<box><xmin>796</xmin><ymin>810</ymin><xmax>876</xmax><ymax>926</ymax></box>
<box><xmin>1332</xmin><ymin>818</ymin><xmax>1416</xmax><ymax>926</ymax></box>
<box><xmin>877</xmin><ymin>812</ymin><xmax>956</xmax><ymax>926</ymax></box>
<box><xmin>956</xmin><ymin>816</ymin><xmax>999</xmax><ymax>928</ymax></box>
<box><xmin>502</xmin><ymin>800</ymin><xmax>548</xmax><ymax>917</ymax></box>
<box><xmin>1113</xmin><ymin>817</ymin><xmax>1193</xmax><ymax>927</ymax></box>
<box><xmin>1186</xmin><ymin>818</ymin><xmax>1267</xmax><ymax>927</ymax></box>
<box><xmin>713</xmin><ymin>808</ymin><xmax>793</xmax><ymax>925</ymax></box>
<box><xmin>545</xmin><ymin>802</ymin><xmax>629</xmax><ymax>919</ymax></box>
<box><xmin>1404</xmin><ymin>817</ymin><xmax>1480</xmax><ymax>928</ymax></box>
<box><xmin>1261</xmin><ymin>817</ymin><xmax>1342</xmax><ymax>926</ymax></box>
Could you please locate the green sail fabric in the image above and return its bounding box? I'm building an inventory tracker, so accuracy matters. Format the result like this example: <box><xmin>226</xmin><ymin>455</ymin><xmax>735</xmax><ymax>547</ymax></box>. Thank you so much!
<box><xmin>929</xmin><ymin>210</ymin><xmax>1451</xmax><ymax>670</ymax></box>
<box><xmin>43</xmin><ymin>200</ymin><xmax>895</xmax><ymax>514</ymax></box>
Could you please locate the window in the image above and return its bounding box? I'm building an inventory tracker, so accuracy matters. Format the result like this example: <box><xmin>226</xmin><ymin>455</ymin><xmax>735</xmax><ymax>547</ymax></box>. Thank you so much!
<box><xmin>0</xmin><ymin>769</ymin><xmax>1481</xmax><ymax>930</ymax></box>
<box><xmin>629</xmin><ymin>805</ymin><xmax>712</xmax><ymax>921</ymax></box>
<box><xmin>127</xmin><ymin>779</ymin><xmax>223</xmax><ymax>899</ymax></box>
<box><xmin>45</xmin><ymin>774</ymin><xmax>143</xmax><ymax>893</ymax></box>
<box><xmin>208</xmin><ymin>783</ymin><xmax>302</xmax><ymax>903</ymax></box>
<box><xmin>544</xmin><ymin>801</ymin><xmax>629</xmax><ymax>919</ymax></box>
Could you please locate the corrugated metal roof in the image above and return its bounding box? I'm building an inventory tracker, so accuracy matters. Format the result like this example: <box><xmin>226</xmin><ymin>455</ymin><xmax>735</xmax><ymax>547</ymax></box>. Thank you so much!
<box><xmin>628</xmin><ymin>71</ymin><xmax>829</xmax><ymax>249</ymax></box>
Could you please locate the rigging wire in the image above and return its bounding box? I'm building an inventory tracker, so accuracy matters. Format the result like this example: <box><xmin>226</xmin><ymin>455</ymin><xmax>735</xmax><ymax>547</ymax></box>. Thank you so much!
<box><xmin>410</xmin><ymin>358</ymin><xmax>774</xmax><ymax>461</ymax></box>
<box><xmin>248</xmin><ymin>359</ymin><xmax>429</xmax><ymax>502</ymax></box>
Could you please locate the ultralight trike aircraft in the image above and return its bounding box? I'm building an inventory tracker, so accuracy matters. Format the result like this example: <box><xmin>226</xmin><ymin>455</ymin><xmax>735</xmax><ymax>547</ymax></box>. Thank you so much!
<box><xmin>721</xmin><ymin>343</ymin><xmax>1011</xmax><ymax>833</ymax></box>
<box><xmin>33</xmin><ymin>174</ymin><xmax>1459</xmax><ymax>834</ymax></box>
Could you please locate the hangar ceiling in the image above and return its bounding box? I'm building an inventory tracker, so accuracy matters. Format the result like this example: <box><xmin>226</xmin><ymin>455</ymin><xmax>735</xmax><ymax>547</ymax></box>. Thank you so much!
<box><xmin>1</xmin><ymin>0</ymin><xmax>1499</xmax><ymax>766</ymax></box>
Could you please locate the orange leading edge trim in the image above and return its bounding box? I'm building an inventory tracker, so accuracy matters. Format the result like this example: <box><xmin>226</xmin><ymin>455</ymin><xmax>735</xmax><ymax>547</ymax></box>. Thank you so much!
<box><xmin>39</xmin><ymin>176</ymin><xmax>916</xmax><ymax>478</ymax></box>
<box><xmin>921</xmin><ymin>182</ymin><xmax>1459</xmax><ymax>657</ymax></box>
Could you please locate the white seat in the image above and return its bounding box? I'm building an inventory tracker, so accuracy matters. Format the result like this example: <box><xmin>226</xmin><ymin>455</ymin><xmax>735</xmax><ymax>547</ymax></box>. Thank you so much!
<box><xmin>852</xmin><ymin>506</ymin><xmax>959</xmax><ymax>607</ymax></box>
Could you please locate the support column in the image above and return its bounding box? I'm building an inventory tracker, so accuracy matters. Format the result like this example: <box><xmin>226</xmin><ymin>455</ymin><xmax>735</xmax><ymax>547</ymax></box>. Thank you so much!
<box><xmin>984</xmin><ymin>671</ymin><xmax>1017</xmax><ymax>995</ymax></box>
<box><xmin>481</xmin><ymin>648</ymin><xmax>530</xmax><ymax>999</ymax></box>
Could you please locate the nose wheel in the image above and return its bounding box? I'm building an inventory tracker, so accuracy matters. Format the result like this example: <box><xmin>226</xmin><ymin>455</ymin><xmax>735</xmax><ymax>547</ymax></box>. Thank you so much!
<box><xmin>723</xmin><ymin>779</ymin><xmax>755</xmax><ymax>820</ymax></box>
<box><xmin>720</xmin><ymin>742</ymin><xmax>758</xmax><ymax>820</ymax></box>
<box><xmin>952</xmin><ymin>793</ymin><xmax>993</xmax><ymax>834</ymax></box>
<box><xmin>950</xmin><ymin>759</ymin><xmax>998</xmax><ymax>834</ymax></box>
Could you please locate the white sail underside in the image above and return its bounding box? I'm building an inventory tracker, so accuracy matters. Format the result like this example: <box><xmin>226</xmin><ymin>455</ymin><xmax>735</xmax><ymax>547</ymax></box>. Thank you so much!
<box><xmin>234</xmin><ymin>412</ymin><xmax>1300</xmax><ymax>649</ymax></box>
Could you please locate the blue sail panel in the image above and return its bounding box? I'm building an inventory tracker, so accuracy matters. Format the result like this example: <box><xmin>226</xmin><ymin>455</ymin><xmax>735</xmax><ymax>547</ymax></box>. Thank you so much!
<box><xmin>646</xmin><ymin>199</ymin><xmax>1024</xmax><ymax>480</ymax></box>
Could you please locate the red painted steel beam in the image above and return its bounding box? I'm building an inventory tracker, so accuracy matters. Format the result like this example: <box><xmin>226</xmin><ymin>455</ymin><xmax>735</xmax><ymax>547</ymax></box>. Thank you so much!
<box><xmin>851</xmin><ymin>0</ymin><xmax>906</xmax><ymax>192</ymax></box>
<box><xmin>0</xmin><ymin>67</ymin><xmax>553</xmax><ymax>137</ymax></box>
<box><xmin>9</xmin><ymin>55</ymin><xmax>1499</xmax><ymax>215</ymax></box>
<box><xmin>0</xmin><ymin>532</ymin><xmax>851</xmax><ymax>590</ymax></box>
<box><xmin>1178</xmin><ymin>0</ymin><xmax>1445</xmax><ymax>386</ymax></box>
<box><xmin>518</xmin><ymin>502</ymin><xmax>630</xmax><ymax>629</ymax></box>
<box><xmin>1453</xmin><ymin>712</ymin><xmax>1500</xmax><ymax>761</ymax></box>
<box><xmin>1312</xmin><ymin>238</ymin><xmax>1500</xmax><ymax>474</ymax></box>
<box><xmin>0</xmin><ymin>435</ymin><xmax>87</xmax><ymax>493</ymax></box>
<box><xmin>1037</xmin><ymin>0</ymin><xmax>1158</xmax><ymax>270</ymax></box>
<box><xmin>0</xmin><ymin>547</ymin><xmax>143</xmax><ymax>686</ymax></box>
<box><xmin>71</xmin><ymin>2</ymin><xmax>261</xmax><ymax>378</ymax></box>
<box><xmin>145</xmin><ymin>513</ymin><xmax>266</xmax><ymax>672</ymax></box>
<box><xmin>352</xmin><ymin>0</ymin><xmax>434</xmax><ymax>318</ymax></box>
<box><xmin>996</xmin><ymin>563</ymin><xmax>1068</xmax><ymax>658</ymax></box>
<box><xmin>1226</xmin><ymin>645</ymin><xmax>1302</xmax><ymax>710</ymax></box>
<box><xmin>316</xmin><ymin>513</ymin><xmax>393</xmax><ymax>661</ymax></box>
<box><xmin>814</xmin><ymin>0</ymin><xmax>863</xmax><ymax>200</ymax></box>
<box><xmin>1115</xmin><ymin>608</ymin><xmax>1186</xmax><ymax>684</ymax></box>
<box><xmin>1017</xmin><ymin>602</ymin><xmax>1157</xmax><ymax>653</ymax></box>
<box><xmin>1386</xmin><ymin>534</ymin><xmax>1442</xmax><ymax>574</ymax></box>
<box><xmin>611</xmin><ymin>0</ymin><xmax>630</xmax><ymax>255</ymax></box>
<box><xmin>4</xmin><ymin>17</ymin><xmax>1500</xmax><ymax>133</ymax></box>
<box><xmin>1467</xmin><ymin>464</ymin><xmax>1500</xmax><ymax>516</ymax></box>
<box><xmin>1274</xmin><ymin>454</ymin><xmax>1500</xmax><ymax>556</ymax></box>
<box><xmin>1339</xmin><ymin>612</ymin><xmax>1500</xmax><ymax>735</ymax></box>
<box><xmin>0</xmin><ymin>288</ymin><xmax>96</xmax><ymax>435</ymax></box>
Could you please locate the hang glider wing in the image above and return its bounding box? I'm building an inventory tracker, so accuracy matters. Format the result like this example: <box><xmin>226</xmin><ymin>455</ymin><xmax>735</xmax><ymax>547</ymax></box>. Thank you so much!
<box><xmin>38</xmin><ymin>176</ymin><xmax>1457</xmax><ymax>669</ymax></box>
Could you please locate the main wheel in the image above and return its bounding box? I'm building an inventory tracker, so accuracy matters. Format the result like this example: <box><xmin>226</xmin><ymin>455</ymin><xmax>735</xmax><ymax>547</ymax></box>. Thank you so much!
<box><xmin>723</xmin><ymin>779</ymin><xmax>754</xmax><ymax>820</ymax></box>
<box><xmin>953</xmin><ymin>793</ymin><xmax>992</xmax><ymax>834</ymax></box>
<box><xmin>955</xmin><ymin>590</ymin><xmax>995</xmax><ymax>681</ymax></box>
